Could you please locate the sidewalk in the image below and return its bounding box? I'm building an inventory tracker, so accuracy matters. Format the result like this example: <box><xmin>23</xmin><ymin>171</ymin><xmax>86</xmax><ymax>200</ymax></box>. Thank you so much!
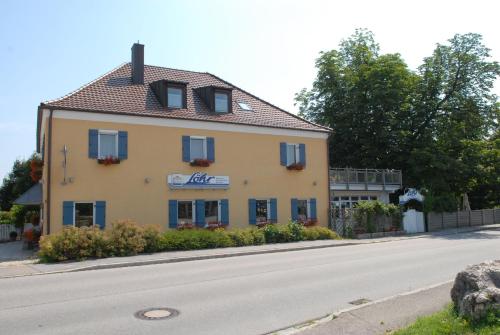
<box><xmin>1</xmin><ymin>223</ymin><xmax>498</xmax><ymax>279</ymax></box>
<box><xmin>273</xmin><ymin>281</ymin><xmax>453</xmax><ymax>335</ymax></box>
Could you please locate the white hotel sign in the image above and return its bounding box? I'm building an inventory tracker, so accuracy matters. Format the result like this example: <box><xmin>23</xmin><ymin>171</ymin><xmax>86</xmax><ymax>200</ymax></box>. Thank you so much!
<box><xmin>168</xmin><ymin>172</ymin><xmax>230</xmax><ymax>190</ymax></box>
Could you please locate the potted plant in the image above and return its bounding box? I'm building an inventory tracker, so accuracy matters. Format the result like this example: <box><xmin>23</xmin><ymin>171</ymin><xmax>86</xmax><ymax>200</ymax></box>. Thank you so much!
<box><xmin>9</xmin><ymin>231</ymin><xmax>17</xmax><ymax>242</ymax></box>
<box><xmin>190</xmin><ymin>158</ymin><xmax>211</xmax><ymax>167</ymax></box>
<box><xmin>302</xmin><ymin>219</ymin><xmax>318</xmax><ymax>226</ymax></box>
<box><xmin>98</xmin><ymin>156</ymin><xmax>121</xmax><ymax>165</ymax></box>
<box><xmin>286</xmin><ymin>163</ymin><xmax>304</xmax><ymax>171</ymax></box>
<box><xmin>206</xmin><ymin>221</ymin><xmax>222</xmax><ymax>230</ymax></box>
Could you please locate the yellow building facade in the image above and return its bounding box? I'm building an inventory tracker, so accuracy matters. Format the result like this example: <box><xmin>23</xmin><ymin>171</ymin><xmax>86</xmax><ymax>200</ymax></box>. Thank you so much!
<box><xmin>37</xmin><ymin>44</ymin><xmax>331</xmax><ymax>234</ymax></box>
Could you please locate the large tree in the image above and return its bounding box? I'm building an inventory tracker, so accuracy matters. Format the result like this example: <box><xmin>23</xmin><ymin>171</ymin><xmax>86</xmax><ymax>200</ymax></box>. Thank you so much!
<box><xmin>0</xmin><ymin>154</ymin><xmax>39</xmax><ymax>211</ymax></box>
<box><xmin>296</xmin><ymin>30</ymin><xmax>500</xmax><ymax>209</ymax></box>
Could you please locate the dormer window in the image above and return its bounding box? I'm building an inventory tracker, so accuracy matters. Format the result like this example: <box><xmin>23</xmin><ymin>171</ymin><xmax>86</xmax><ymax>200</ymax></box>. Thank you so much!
<box><xmin>194</xmin><ymin>86</ymin><xmax>232</xmax><ymax>113</ymax></box>
<box><xmin>167</xmin><ymin>86</ymin><xmax>183</xmax><ymax>108</ymax></box>
<box><xmin>150</xmin><ymin>80</ymin><xmax>187</xmax><ymax>109</ymax></box>
<box><xmin>215</xmin><ymin>91</ymin><xmax>229</xmax><ymax>113</ymax></box>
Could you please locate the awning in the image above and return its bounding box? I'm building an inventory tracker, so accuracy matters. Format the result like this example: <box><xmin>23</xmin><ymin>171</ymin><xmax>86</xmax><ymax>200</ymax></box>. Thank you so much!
<box><xmin>13</xmin><ymin>183</ymin><xmax>42</xmax><ymax>206</ymax></box>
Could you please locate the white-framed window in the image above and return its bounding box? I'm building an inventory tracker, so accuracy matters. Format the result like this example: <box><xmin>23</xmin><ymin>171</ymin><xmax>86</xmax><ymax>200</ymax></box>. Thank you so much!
<box><xmin>215</xmin><ymin>91</ymin><xmax>229</xmax><ymax>113</ymax></box>
<box><xmin>238</xmin><ymin>101</ymin><xmax>252</xmax><ymax>111</ymax></box>
<box><xmin>74</xmin><ymin>202</ymin><xmax>94</xmax><ymax>228</ymax></box>
<box><xmin>190</xmin><ymin>136</ymin><xmax>207</xmax><ymax>160</ymax></box>
<box><xmin>286</xmin><ymin>143</ymin><xmax>300</xmax><ymax>166</ymax></box>
<box><xmin>204</xmin><ymin>200</ymin><xmax>221</xmax><ymax>225</ymax></box>
<box><xmin>167</xmin><ymin>86</ymin><xmax>183</xmax><ymax>108</ymax></box>
<box><xmin>255</xmin><ymin>199</ymin><xmax>270</xmax><ymax>223</ymax></box>
<box><xmin>98</xmin><ymin>130</ymin><xmax>118</xmax><ymax>159</ymax></box>
<box><xmin>332</xmin><ymin>195</ymin><xmax>378</xmax><ymax>208</ymax></box>
<box><xmin>178</xmin><ymin>200</ymin><xmax>195</xmax><ymax>225</ymax></box>
<box><xmin>297</xmin><ymin>199</ymin><xmax>310</xmax><ymax>222</ymax></box>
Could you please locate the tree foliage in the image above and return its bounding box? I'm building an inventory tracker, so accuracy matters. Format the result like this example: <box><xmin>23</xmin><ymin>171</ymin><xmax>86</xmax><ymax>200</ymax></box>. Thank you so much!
<box><xmin>0</xmin><ymin>153</ymin><xmax>39</xmax><ymax>211</ymax></box>
<box><xmin>296</xmin><ymin>30</ymin><xmax>500</xmax><ymax>209</ymax></box>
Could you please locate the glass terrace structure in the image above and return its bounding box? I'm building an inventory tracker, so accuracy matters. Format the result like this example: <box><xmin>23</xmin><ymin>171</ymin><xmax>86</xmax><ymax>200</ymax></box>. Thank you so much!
<box><xmin>330</xmin><ymin>168</ymin><xmax>402</xmax><ymax>208</ymax></box>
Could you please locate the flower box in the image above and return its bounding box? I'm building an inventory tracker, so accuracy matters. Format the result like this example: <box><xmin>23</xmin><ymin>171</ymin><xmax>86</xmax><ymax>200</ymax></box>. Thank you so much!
<box><xmin>177</xmin><ymin>222</ymin><xmax>194</xmax><ymax>230</ymax></box>
<box><xmin>98</xmin><ymin>156</ymin><xmax>121</xmax><ymax>165</ymax></box>
<box><xmin>190</xmin><ymin>159</ymin><xmax>211</xmax><ymax>167</ymax></box>
<box><xmin>206</xmin><ymin>221</ymin><xmax>225</xmax><ymax>230</ymax></box>
<box><xmin>286</xmin><ymin>163</ymin><xmax>304</xmax><ymax>171</ymax></box>
<box><xmin>300</xmin><ymin>219</ymin><xmax>318</xmax><ymax>226</ymax></box>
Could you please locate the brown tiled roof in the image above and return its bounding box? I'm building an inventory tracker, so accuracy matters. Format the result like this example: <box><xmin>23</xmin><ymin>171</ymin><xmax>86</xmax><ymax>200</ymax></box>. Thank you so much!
<box><xmin>41</xmin><ymin>63</ymin><xmax>330</xmax><ymax>133</ymax></box>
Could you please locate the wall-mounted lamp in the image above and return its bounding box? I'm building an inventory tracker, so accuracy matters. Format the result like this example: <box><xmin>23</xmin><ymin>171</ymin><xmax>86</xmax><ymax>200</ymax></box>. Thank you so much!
<box><xmin>313</xmin><ymin>181</ymin><xmax>317</xmax><ymax>186</ymax></box>
<box><xmin>243</xmin><ymin>179</ymin><xmax>248</xmax><ymax>185</ymax></box>
<box><xmin>144</xmin><ymin>177</ymin><xmax>151</xmax><ymax>184</ymax></box>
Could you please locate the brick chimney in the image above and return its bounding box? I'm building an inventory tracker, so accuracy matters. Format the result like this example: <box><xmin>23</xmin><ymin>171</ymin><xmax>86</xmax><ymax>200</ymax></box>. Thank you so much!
<box><xmin>131</xmin><ymin>43</ymin><xmax>144</xmax><ymax>84</ymax></box>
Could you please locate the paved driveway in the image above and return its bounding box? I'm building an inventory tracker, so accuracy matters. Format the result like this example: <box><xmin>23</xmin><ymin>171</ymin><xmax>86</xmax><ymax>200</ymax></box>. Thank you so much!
<box><xmin>0</xmin><ymin>241</ymin><xmax>35</xmax><ymax>262</ymax></box>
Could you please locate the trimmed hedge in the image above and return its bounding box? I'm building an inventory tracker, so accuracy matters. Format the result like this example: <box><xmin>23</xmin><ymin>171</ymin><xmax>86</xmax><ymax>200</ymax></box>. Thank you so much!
<box><xmin>38</xmin><ymin>221</ymin><xmax>340</xmax><ymax>263</ymax></box>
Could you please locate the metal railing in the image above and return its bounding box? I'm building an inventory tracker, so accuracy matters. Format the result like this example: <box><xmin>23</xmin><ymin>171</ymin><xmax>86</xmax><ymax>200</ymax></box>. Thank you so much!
<box><xmin>330</xmin><ymin>168</ymin><xmax>402</xmax><ymax>189</ymax></box>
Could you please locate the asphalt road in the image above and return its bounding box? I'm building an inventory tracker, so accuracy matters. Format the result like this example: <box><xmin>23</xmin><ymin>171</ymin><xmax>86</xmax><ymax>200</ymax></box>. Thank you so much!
<box><xmin>1</xmin><ymin>230</ymin><xmax>500</xmax><ymax>335</ymax></box>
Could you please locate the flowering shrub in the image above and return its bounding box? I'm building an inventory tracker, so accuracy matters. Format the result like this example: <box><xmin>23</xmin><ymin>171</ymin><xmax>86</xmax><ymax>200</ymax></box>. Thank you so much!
<box><xmin>38</xmin><ymin>221</ymin><xmax>340</xmax><ymax>263</ymax></box>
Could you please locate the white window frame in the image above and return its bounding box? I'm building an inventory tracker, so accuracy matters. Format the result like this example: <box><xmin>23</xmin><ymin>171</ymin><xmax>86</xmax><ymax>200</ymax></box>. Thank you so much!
<box><xmin>97</xmin><ymin>129</ymin><xmax>119</xmax><ymax>159</ymax></box>
<box><xmin>177</xmin><ymin>200</ymin><xmax>196</xmax><ymax>224</ymax></box>
<box><xmin>286</xmin><ymin>143</ymin><xmax>300</xmax><ymax>166</ymax></box>
<box><xmin>204</xmin><ymin>200</ymin><xmax>221</xmax><ymax>225</ymax></box>
<box><xmin>74</xmin><ymin>201</ymin><xmax>95</xmax><ymax>227</ymax></box>
<box><xmin>255</xmin><ymin>198</ymin><xmax>271</xmax><ymax>221</ymax></box>
<box><xmin>296</xmin><ymin>199</ymin><xmax>310</xmax><ymax>220</ymax></box>
<box><xmin>189</xmin><ymin>136</ymin><xmax>207</xmax><ymax>160</ymax></box>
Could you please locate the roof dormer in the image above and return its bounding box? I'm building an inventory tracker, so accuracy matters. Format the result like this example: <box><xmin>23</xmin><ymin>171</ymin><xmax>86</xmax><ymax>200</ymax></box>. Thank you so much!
<box><xmin>150</xmin><ymin>80</ymin><xmax>188</xmax><ymax>109</ymax></box>
<box><xmin>194</xmin><ymin>86</ymin><xmax>232</xmax><ymax>114</ymax></box>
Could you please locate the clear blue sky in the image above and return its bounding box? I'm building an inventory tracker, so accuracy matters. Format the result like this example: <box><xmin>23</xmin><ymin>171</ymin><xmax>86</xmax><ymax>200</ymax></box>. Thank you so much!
<box><xmin>1</xmin><ymin>0</ymin><xmax>499</xmax><ymax>180</ymax></box>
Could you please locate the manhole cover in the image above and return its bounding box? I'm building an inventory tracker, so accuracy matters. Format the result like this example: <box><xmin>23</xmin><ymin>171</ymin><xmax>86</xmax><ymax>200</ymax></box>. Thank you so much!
<box><xmin>135</xmin><ymin>308</ymin><xmax>179</xmax><ymax>320</ymax></box>
<box><xmin>349</xmin><ymin>298</ymin><xmax>372</xmax><ymax>305</ymax></box>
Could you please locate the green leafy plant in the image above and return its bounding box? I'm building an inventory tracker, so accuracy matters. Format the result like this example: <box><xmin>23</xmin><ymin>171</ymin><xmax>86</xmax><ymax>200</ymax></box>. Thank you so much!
<box><xmin>106</xmin><ymin>220</ymin><xmax>146</xmax><ymax>256</ymax></box>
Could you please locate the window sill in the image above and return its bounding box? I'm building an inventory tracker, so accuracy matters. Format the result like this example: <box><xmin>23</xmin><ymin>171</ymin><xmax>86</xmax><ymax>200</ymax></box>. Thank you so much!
<box><xmin>286</xmin><ymin>163</ymin><xmax>304</xmax><ymax>171</ymax></box>
<box><xmin>97</xmin><ymin>157</ymin><xmax>121</xmax><ymax>165</ymax></box>
<box><xmin>190</xmin><ymin>159</ymin><xmax>212</xmax><ymax>167</ymax></box>
<box><xmin>256</xmin><ymin>220</ymin><xmax>277</xmax><ymax>227</ymax></box>
<box><xmin>177</xmin><ymin>222</ymin><xmax>194</xmax><ymax>230</ymax></box>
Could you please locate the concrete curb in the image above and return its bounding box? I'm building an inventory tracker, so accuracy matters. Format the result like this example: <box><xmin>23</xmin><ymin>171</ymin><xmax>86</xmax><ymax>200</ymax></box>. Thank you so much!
<box><xmin>266</xmin><ymin>280</ymin><xmax>454</xmax><ymax>335</ymax></box>
<box><xmin>1</xmin><ymin>224</ymin><xmax>499</xmax><ymax>279</ymax></box>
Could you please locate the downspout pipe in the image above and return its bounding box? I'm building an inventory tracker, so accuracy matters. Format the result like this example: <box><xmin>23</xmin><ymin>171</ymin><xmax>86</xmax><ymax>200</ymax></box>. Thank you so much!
<box><xmin>46</xmin><ymin>109</ymin><xmax>54</xmax><ymax>235</ymax></box>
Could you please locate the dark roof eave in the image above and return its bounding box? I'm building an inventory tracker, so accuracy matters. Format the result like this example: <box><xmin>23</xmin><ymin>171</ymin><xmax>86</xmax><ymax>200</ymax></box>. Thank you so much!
<box><xmin>40</xmin><ymin>105</ymin><xmax>332</xmax><ymax>134</ymax></box>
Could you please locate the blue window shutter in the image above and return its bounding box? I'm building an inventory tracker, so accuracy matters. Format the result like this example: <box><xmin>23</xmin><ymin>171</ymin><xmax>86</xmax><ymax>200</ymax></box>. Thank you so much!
<box><xmin>280</xmin><ymin>142</ymin><xmax>287</xmax><ymax>166</ymax></box>
<box><xmin>118</xmin><ymin>131</ymin><xmax>128</xmax><ymax>160</ymax></box>
<box><xmin>248</xmin><ymin>199</ymin><xmax>256</xmax><ymax>225</ymax></box>
<box><xmin>220</xmin><ymin>199</ymin><xmax>229</xmax><ymax>225</ymax></box>
<box><xmin>299</xmin><ymin>144</ymin><xmax>306</xmax><ymax>166</ymax></box>
<box><xmin>270</xmin><ymin>198</ymin><xmax>278</xmax><ymax>223</ymax></box>
<box><xmin>62</xmin><ymin>201</ymin><xmax>74</xmax><ymax>226</ymax></box>
<box><xmin>89</xmin><ymin>129</ymin><xmax>98</xmax><ymax>159</ymax></box>
<box><xmin>291</xmin><ymin>198</ymin><xmax>298</xmax><ymax>221</ymax></box>
<box><xmin>182</xmin><ymin>136</ymin><xmax>190</xmax><ymax>162</ymax></box>
<box><xmin>95</xmin><ymin>201</ymin><xmax>106</xmax><ymax>229</ymax></box>
<box><xmin>195</xmin><ymin>200</ymin><xmax>205</xmax><ymax>227</ymax></box>
<box><xmin>310</xmin><ymin>198</ymin><xmax>317</xmax><ymax>220</ymax></box>
<box><xmin>207</xmin><ymin>137</ymin><xmax>215</xmax><ymax>162</ymax></box>
<box><xmin>168</xmin><ymin>200</ymin><xmax>178</xmax><ymax>228</ymax></box>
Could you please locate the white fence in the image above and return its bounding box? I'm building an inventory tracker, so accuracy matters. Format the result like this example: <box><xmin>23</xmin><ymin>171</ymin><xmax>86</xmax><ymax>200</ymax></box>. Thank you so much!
<box><xmin>0</xmin><ymin>224</ymin><xmax>18</xmax><ymax>241</ymax></box>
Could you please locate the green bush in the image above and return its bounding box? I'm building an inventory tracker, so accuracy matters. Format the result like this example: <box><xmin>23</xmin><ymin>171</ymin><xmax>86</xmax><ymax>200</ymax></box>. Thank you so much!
<box><xmin>38</xmin><ymin>226</ymin><xmax>108</xmax><ymax>262</ymax></box>
<box><xmin>106</xmin><ymin>220</ymin><xmax>146</xmax><ymax>256</ymax></box>
<box><xmin>354</xmin><ymin>200</ymin><xmax>402</xmax><ymax>232</ymax></box>
<box><xmin>0</xmin><ymin>211</ymin><xmax>13</xmax><ymax>225</ymax></box>
<box><xmin>38</xmin><ymin>220</ymin><xmax>340</xmax><ymax>263</ymax></box>
<box><xmin>303</xmin><ymin>226</ymin><xmax>340</xmax><ymax>240</ymax></box>
<box><xmin>161</xmin><ymin>229</ymin><xmax>234</xmax><ymax>250</ymax></box>
<box><xmin>142</xmin><ymin>225</ymin><xmax>163</xmax><ymax>253</ymax></box>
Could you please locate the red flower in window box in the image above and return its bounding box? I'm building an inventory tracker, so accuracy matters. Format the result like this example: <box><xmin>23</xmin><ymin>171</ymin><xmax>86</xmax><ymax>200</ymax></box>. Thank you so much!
<box><xmin>177</xmin><ymin>222</ymin><xmax>194</xmax><ymax>230</ymax></box>
<box><xmin>207</xmin><ymin>221</ymin><xmax>225</xmax><ymax>230</ymax></box>
<box><xmin>190</xmin><ymin>159</ymin><xmax>211</xmax><ymax>167</ymax></box>
<box><xmin>286</xmin><ymin>163</ymin><xmax>304</xmax><ymax>171</ymax></box>
<box><xmin>300</xmin><ymin>219</ymin><xmax>318</xmax><ymax>226</ymax></box>
<box><xmin>98</xmin><ymin>156</ymin><xmax>121</xmax><ymax>165</ymax></box>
